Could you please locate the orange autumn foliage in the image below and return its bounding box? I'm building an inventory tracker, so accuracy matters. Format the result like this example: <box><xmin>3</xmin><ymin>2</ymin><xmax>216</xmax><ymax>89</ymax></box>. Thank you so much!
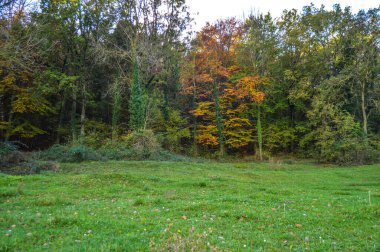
<box><xmin>181</xmin><ymin>18</ymin><xmax>267</xmax><ymax>151</ymax></box>
<box><xmin>236</xmin><ymin>76</ymin><xmax>268</xmax><ymax>103</ymax></box>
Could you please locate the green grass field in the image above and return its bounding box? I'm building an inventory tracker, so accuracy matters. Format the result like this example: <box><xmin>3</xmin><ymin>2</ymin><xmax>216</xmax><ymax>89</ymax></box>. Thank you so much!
<box><xmin>1</xmin><ymin>161</ymin><xmax>379</xmax><ymax>251</ymax></box>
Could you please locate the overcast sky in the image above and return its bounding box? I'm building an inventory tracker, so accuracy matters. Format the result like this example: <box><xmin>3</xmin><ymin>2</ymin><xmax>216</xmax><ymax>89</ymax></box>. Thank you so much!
<box><xmin>187</xmin><ymin>0</ymin><xmax>380</xmax><ymax>31</ymax></box>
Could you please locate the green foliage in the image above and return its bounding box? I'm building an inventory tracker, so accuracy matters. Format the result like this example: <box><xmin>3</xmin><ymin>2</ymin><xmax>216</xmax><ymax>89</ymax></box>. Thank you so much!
<box><xmin>35</xmin><ymin>134</ymin><xmax>194</xmax><ymax>162</ymax></box>
<box><xmin>111</xmin><ymin>79</ymin><xmax>122</xmax><ymax>140</ymax></box>
<box><xmin>0</xmin><ymin>141</ymin><xmax>17</xmax><ymax>158</ymax></box>
<box><xmin>66</xmin><ymin>145</ymin><xmax>103</xmax><ymax>162</ymax></box>
<box><xmin>125</xmin><ymin>129</ymin><xmax>161</xmax><ymax>160</ymax></box>
<box><xmin>97</xmin><ymin>141</ymin><xmax>132</xmax><ymax>160</ymax></box>
<box><xmin>0</xmin><ymin>142</ymin><xmax>60</xmax><ymax>174</ymax></box>
<box><xmin>264</xmin><ymin>120</ymin><xmax>308</xmax><ymax>154</ymax></box>
<box><xmin>305</xmin><ymin>105</ymin><xmax>379</xmax><ymax>164</ymax></box>
<box><xmin>82</xmin><ymin>120</ymin><xmax>111</xmax><ymax>149</ymax></box>
<box><xmin>34</xmin><ymin>144</ymin><xmax>67</xmax><ymax>161</ymax></box>
<box><xmin>129</xmin><ymin>61</ymin><xmax>145</xmax><ymax>131</ymax></box>
<box><xmin>155</xmin><ymin>109</ymin><xmax>190</xmax><ymax>152</ymax></box>
<box><xmin>0</xmin><ymin>142</ymin><xmax>19</xmax><ymax>167</ymax></box>
<box><xmin>35</xmin><ymin>144</ymin><xmax>102</xmax><ymax>162</ymax></box>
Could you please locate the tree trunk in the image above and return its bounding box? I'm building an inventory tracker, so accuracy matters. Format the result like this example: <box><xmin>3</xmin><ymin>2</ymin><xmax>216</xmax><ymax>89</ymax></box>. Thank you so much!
<box><xmin>80</xmin><ymin>83</ymin><xmax>86</xmax><ymax>141</ymax></box>
<box><xmin>112</xmin><ymin>79</ymin><xmax>121</xmax><ymax>141</ymax></box>
<box><xmin>214</xmin><ymin>82</ymin><xmax>224</xmax><ymax>158</ymax></box>
<box><xmin>71</xmin><ymin>92</ymin><xmax>77</xmax><ymax>142</ymax></box>
<box><xmin>56</xmin><ymin>96</ymin><xmax>65</xmax><ymax>144</ymax></box>
<box><xmin>361</xmin><ymin>81</ymin><xmax>368</xmax><ymax>136</ymax></box>
<box><xmin>0</xmin><ymin>94</ymin><xmax>4</xmax><ymax>141</ymax></box>
<box><xmin>4</xmin><ymin>111</ymin><xmax>13</xmax><ymax>142</ymax></box>
<box><xmin>4</xmin><ymin>96</ymin><xmax>15</xmax><ymax>141</ymax></box>
<box><xmin>257</xmin><ymin>104</ymin><xmax>263</xmax><ymax>161</ymax></box>
<box><xmin>192</xmin><ymin>56</ymin><xmax>198</xmax><ymax>156</ymax></box>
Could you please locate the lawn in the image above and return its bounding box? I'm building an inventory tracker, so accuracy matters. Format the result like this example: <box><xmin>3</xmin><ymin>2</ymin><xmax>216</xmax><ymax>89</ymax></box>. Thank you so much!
<box><xmin>0</xmin><ymin>161</ymin><xmax>379</xmax><ymax>251</ymax></box>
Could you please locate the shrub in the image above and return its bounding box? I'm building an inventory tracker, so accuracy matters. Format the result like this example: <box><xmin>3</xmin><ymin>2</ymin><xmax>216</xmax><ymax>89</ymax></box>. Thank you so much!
<box><xmin>154</xmin><ymin>110</ymin><xmax>190</xmax><ymax>152</ymax></box>
<box><xmin>97</xmin><ymin>140</ymin><xmax>132</xmax><ymax>160</ymax></box>
<box><xmin>0</xmin><ymin>142</ymin><xmax>29</xmax><ymax>168</ymax></box>
<box><xmin>124</xmin><ymin>130</ymin><xmax>161</xmax><ymax>160</ymax></box>
<box><xmin>82</xmin><ymin>120</ymin><xmax>111</xmax><ymax>149</ymax></box>
<box><xmin>0</xmin><ymin>141</ymin><xmax>18</xmax><ymax>157</ymax></box>
<box><xmin>34</xmin><ymin>144</ymin><xmax>67</xmax><ymax>161</ymax></box>
<box><xmin>65</xmin><ymin>144</ymin><xmax>103</xmax><ymax>162</ymax></box>
<box><xmin>35</xmin><ymin>144</ymin><xmax>102</xmax><ymax>162</ymax></box>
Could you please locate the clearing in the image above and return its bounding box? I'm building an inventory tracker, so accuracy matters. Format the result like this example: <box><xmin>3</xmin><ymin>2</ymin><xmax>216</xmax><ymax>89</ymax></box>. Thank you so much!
<box><xmin>1</xmin><ymin>161</ymin><xmax>379</xmax><ymax>251</ymax></box>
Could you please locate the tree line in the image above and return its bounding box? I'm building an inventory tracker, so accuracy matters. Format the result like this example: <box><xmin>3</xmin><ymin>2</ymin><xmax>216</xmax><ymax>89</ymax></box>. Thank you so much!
<box><xmin>1</xmin><ymin>0</ymin><xmax>379</xmax><ymax>164</ymax></box>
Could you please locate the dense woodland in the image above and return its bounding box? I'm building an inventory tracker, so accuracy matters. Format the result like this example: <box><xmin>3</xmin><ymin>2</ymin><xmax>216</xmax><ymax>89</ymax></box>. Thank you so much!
<box><xmin>1</xmin><ymin>0</ymin><xmax>379</xmax><ymax>164</ymax></box>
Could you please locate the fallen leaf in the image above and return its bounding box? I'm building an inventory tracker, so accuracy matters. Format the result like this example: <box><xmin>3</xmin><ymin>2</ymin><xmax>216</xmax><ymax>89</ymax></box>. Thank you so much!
<box><xmin>295</xmin><ymin>224</ymin><xmax>303</xmax><ymax>228</ymax></box>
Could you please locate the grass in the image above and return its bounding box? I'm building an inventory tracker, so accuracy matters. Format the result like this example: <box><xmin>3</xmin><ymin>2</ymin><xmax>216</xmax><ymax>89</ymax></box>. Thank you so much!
<box><xmin>0</xmin><ymin>161</ymin><xmax>379</xmax><ymax>251</ymax></box>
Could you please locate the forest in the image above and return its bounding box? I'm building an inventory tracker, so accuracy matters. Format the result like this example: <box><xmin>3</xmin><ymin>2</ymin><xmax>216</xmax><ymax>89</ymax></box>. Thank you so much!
<box><xmin>1</xmin><ymin>1</ymin><xmax>380</xmax><ymax>251</ymax></box>
<box><xmin>1</xmin><ymin>0</ymin><xmax>379</xmax><ymax>165</ymax></box>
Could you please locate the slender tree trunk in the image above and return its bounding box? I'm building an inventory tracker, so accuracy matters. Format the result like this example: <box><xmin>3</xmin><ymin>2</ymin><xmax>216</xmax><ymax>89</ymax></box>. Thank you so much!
<box><xmin>4</xmin><ymin>111</ymin><xmax>13</xmax><ymax>142</ymax></box>
<box><xmin>4</xmin><ymin>96</ymin><xmax>15</xmax><ymax>141</ymax></box>
<box><xmin>112</xmin><ymin>79</ymin><xmax>121</xmax><ymax>141</ymax></box>
<box><xmin>80</xmin><ymin>86</ymin><xmax>86</xmax><ymax>141</ymax></box>
<box><xmin>289</xmin><ymin>103</ymin><xmax>295</xmax><ymax>152</ymax></box>
<box><xmin>143</xmin><ymin>97</ymin><xmax>151</xmax><ymax>130</ymax></box>
<box><xmin>192</xmin><ymin>55</ymin><xmax>198</xmax><ymax>156</ymax></box>
<box><xmin>71</xmin><ymin>92</ymin><xmax>77</xmax><ymax>143</ymax></box>
<box><xmin>257</xmin><ymin>104</ymin><xmax>263</xmax><ymax>161</ymax></box>
<box><xmin>214</xmin><ymin>82</ymin><xmax>224</xmax><ymax>158</ymax></box>
<box><xmin>56</xmin><ymin>97</ymin><xmax>65</xmax><ymax>144</ymax></box>
<box><xmin>361</xmin><ymin>81</ymin><xmax>368</xmax><ymax>136</ymax></box>
<box><xmin>129</xmin><ymin>58</ymin><xmax>144</xmax><ymax>131</ymax></box>
<box><xmin>163</xmin><ymin>83</ymin><xmax>170</xmax><ymax>121</ymax></box>
<box><xmin>0</xmin><ymin>94</ymin><xmax>5</xmax><ymax>141</ymax></box>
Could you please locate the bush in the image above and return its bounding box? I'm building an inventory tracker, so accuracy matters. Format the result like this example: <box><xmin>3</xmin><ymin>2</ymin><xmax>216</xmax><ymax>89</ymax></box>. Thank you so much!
<box><xmin>124</xmin><ymin>130</ymin><xmax>161</xmax><ymax>160</ymax></box>
<box><xmin>34</xmin><ymin>144</ymin><xmax>67</xmax><ymax>161</ymax></box>
<box><xmin>35</xmin><ymin>144</ymin><xmax>103</xmax><ymax>162</ymax></box>
<box><xmin>0</xmin><ymin>142</ymin><xmax>29</xmax><ymax>168</ymax></box>
<box><xmin>0</xmin><ymin>141</ymin><xmax>18</xmax><ymax>157</ymax></box>
<box><xmin>66</xmin><ymin>144</ymin><xmax>103</xmax><ymax>162</ymax></box>
<box><xmin>16</xmin><ymin>131</ymin><xmax>197</xmax><ymax>165</ymax></box>
<box><xmin>97</xmin><ymin>141</ymin><xmax>132</xmax><ymax>160</ymax></box>
<box><xmin>1</xmin><ymin>142</ymin><xmax>61</xmax><ymax>174</ymax></box>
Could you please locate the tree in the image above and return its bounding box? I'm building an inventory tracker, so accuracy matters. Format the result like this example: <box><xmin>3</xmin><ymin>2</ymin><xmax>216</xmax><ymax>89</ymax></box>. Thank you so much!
<box><xmin>0</xmin><ymin>0</ymin><xmax>54</xmax><ymax>141</ymax></box>
<box><xmin>182</xmin><ymin>18</ymin><xmax>244</xmax><ymax>157</ymax></box>
<box><xmin>129</xmin><ymin>60</ymin><xmax>144</xmax><ymax>131</ymax></box>
<box><xmin>234</xmin><ymin>75</ymin><xmax>267</xmax><ymax>159</ymax></box>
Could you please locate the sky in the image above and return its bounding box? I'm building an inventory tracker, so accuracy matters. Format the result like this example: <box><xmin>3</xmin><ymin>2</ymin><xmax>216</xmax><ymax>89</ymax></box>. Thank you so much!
<box><xmin>187</xmin><ymin>0</ymin><xmax>380</xmax><ymax>31</ymax></box>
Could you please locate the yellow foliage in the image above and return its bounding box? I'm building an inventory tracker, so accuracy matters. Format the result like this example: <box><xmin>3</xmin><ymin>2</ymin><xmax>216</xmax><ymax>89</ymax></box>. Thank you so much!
<box><xmin>8</xmin><ymin>121</ymin><xmax>46</xmax><ymax>138</ymax></box>
<box><xmin>236</xmin><ymin>75</ymin><xmax>268</xmax><ymax>103</ymax></box>
<box><xmin>196</xmin><ymin>124</ymin><xmax>219</xmax><ymax>146</ymax></box>
<box><xmin>12</xmin><ymin>92</ymin><xmax>55</xmax><ymax>114</ymax></box>
<box><xmin>191</xmin><ymin>102</ymin><xmax>215</xmax><ymax>117</ymax></box>
<box><xmin>0</xmin><ymin>75</ymin><xmax>16</xmax><ymax>92</ymax></box>
<box><xmin>224</xmin><ymin>118</ymin><xmax>254</xmax><ymax>149</ymax></box>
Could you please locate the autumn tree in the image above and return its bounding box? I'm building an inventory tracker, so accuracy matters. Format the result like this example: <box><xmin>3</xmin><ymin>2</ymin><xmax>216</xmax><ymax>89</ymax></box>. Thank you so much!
<box><xmin>182</xmin><ymin>18</ymin><xmax>266</xmax><ymax>156</ymax></box>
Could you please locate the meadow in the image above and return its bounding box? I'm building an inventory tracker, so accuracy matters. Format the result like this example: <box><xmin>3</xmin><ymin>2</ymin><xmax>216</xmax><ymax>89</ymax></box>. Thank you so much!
<box><xmin>1</xmin><ymin>161</ymin><xmax>379</xmax><ymax>251</ymax></box>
